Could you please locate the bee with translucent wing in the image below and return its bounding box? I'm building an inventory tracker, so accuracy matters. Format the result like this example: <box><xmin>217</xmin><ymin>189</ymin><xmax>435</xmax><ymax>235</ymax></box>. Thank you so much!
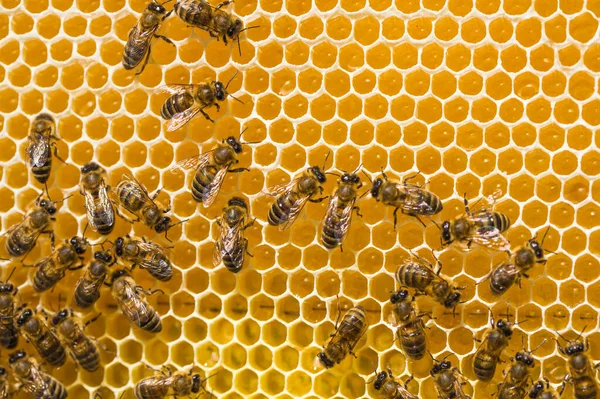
<box><xmin>134</xmin><ymin>365</ymin><xmax>209</xmax><ymax>399</ymax></box>
<box><xmin>122</xmin><ymin>0</ymin><xmax>175</xmax><ymax>75</ymax></box>
<box><xmin>51</xmin><ymin>309</ymin><xmax>101</xmax><ymax>372</ymax></box>
<box><xmin>473</xmin><ymin>307</ymin><xmax>516</xmax><ymax>382</ymax></box>
<box><xmin>73</xmin><ymin>250</ymin><xmax>115</xmax><ymax>309</ymax></box>
<box><xmin>555</xmin><ymin>327</ymin><xmax>599</xmax><ymax>399</ymax></box>
<box><xmin>114</xmin><ymin>236</ymin><xmax>172</xmax><ymax>281</ymax></box>
<box><xmin>214</xmin><ymin>197</ymin><xmax>254</xmax><ymax>273</ymax></box>
<box><xmin>9</xmin><ymin>350</ymin><xmax>67</xmax><ymax>399</ymax></box>
<box><xmin>430</xmin><ymin>356</ymin><xmax>472</xmax><ymax>399</ymax></box>
<box><xmin>389</xmin><ymin>289</ymin><xmax>429</xmax><ymax>361</ymax></box>
<box><xmin>16</xmin><ymin>308</ymin><xmax>67</xmax><ymax>367</ymax></box>
<box><xmin>80</xmin><ymin>162</ymin><xmax>115</xmax><ymax>236</ymax></box>
<box><xmin>27</xmin><ymin>113</ymin><xmax>66</xmax><ymax>184</ymax></box>
<box><xmin>370</xmin><ymin>369</ymin><xmax>418</xmax><ymax>399</ymax></box>
<box><xmin>0</xmin><ymin>267</ymin><xmax>21</xmax><ymax>349</ymax></box>
<box><xmin>496</xmin><ymin>338</ymin><xmax>547</xmax><ymax>399</ymax></box>
<box><xmin>441</xmin><ymin>190</ymin><xmax>511</xmax><ymax>252</ymax></box>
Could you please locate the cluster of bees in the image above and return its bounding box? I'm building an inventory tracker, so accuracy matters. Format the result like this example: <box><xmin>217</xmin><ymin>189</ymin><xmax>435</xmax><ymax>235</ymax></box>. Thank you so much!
<box><xmin>1</xmin><ymin>0</ymin><xmax>595</xmax><ymax>398</ymax></box>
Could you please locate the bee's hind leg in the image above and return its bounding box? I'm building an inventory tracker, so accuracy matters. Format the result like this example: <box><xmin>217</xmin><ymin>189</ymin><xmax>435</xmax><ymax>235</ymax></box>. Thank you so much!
<box><xmin>51</xmin><ymin>142</ymin><xmax>68</xmax><ymax>164</ymax></box>
<box><xmin>216</xmin><ymin>0</ymin><xmax>233</xmax><ymax>9</ymax></box>
<box><xmin>136</xmin><ymin>48</ymin><xmax>152</xmax><ymax>76</ymax></box>
<box><xmin>199</xmin><ymin>107</ymin><xmax>215</xmax><ymax>123</ymax></box>
<box><xmin>154</xmin><ymin>34</ymin><xmax>175</xmax><ymax>47</ymax></box>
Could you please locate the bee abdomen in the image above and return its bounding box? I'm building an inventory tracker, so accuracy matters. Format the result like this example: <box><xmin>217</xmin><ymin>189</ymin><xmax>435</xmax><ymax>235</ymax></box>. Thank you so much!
<box><xmin>32</xmin><ymin>269</ymin><xmax>62</xmax><ymax>293</ymax></box>
<box><xmin>146</xmin><ymin>258</ymin><xmax>172</xmax><ymax>281</ymax></box>
<box><xmin>489</xmin><ymin>264</ymin><xmax>517</xmax><ymax>296</ymax></box>
<box><xmin>473</xmin><ymin>352</ymin><xmax>497</xmax><ymax>382</ymax></box>
<box><xmin>74</xmin><ymin>342</ymin><xmax>100</xmax><ymax>372</ymax></box>
<box><xmin>31</xmin><ymin>161</ymin><xmax>52</xmax><ymax>184</ymax></box>
<box><xmin>174</xmin><ymin>0</ymin><xmax>213</xmax><ymax>27</ymax></box>
<box><xmin>117</xmin><ymin>182</ymin><xmax>144</xmax><ymax>212</ymax></box>
<box><xmin>0</xmin><ymin>324</ymin><xmax>18</xmax><ymax>349</ymax></box>
<box><xmin>493</xmin><ymin>212</ymin><xmax>511</xmax><ymax>233</ymax></box>
<box><xmin>161</xmin><ymin>93</ymin><xmax>195</xmax><ymax>120</ymax></box>
<box><xmin>135</xmin><ymin>378</ymin><xmax>168</xmax><ymax>399</ymax></box>
<box><xmin>399</xmin><ymin>323</ymin><xmax>426</xmax><ymax>360</ymax></box>
<box><xmin>427</xmin><ymin>193</ymin><xmax>443</xmax><ymax>214</ymax></box>
<box><xmin>38</xmin><ymin>334</ymin><xmax>67</xmax><ymax>367</ymax></box>
<box><xmin>139</xmin><ymin>311</ymin><xmax>162</xmax><ymax>333</ymax></box>
<box><xmin>321</xmin><ymin>211</ymin><xmax>345</xmax><ymax>249</ymax></box>
<box><xmin>5</xmin><ymin>233</ymin><xmax>32</xmax><ymax>257</ymax></box>
<box><xmin>396</xmin><ymin>263</ymin><xmax>433</xmax><ymax>291</ymax></box>
<box><xmin>268</xmin><ymin>194</ymin><xmax>294</xmax><ymax>226</ymax></box>
<box><xmin>222</xmin><ymin>250</ymin><xmax>243</xmax><ymax>273</ymax></box>
<box><xmin>43</xmin><ymin>375</ymin><xmax>68</xmax><ymax>399</ymax></box>
<box><xmin>191</xmin><ymin>166</ymin><xmax>216</xmax><ymax>202</ymax></box>
<box><xmin>123</xmin><ymin>32</ymin><xmax>149</xmax><ymax>70</ymax></box>
<box><xmin>73</xmin><ymin>280</ymin><xmax>101</xmax><ymax>308</ymax></box>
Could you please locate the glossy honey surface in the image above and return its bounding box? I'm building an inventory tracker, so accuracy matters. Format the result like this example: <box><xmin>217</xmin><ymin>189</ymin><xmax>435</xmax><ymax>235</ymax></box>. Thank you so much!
<box><xmin>0</xmin><ymin>0</ymin><xmax>599</xmax><ymax>398</ymax></box>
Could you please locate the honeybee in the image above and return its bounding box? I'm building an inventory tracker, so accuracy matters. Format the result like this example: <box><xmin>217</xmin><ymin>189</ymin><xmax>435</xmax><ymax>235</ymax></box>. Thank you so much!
<box><xmin>556</xmin><ymin>328</ymin><xmax>599</xmax><ymax>399</ymax></box>
<box><xmin>214</xmin><ymin>197</ymin><xmax>254</xmax><ymax>273</ymax></box>
<box><xmin>441</xmin><ymin>191</ymin><xmax>511</xmax><ymax>252</ymax></box>
<box><xmin>134</xmin><ymin>366</ymin><xmax>206</xmax><ymax>399</ymax></box>
<box><xmin>430</xmin><ymin>358</ymin><xmax>471</xmax><ymax>399</ymax></box>
<box><xmin>0</xmin><ymin>366</ymin><xmax>8</xmax><ymax>398</ymax></box>
<box><xmin>80</xmin><ymin>162</ymin><xmax>116</xmax><ymax>236</ymax></box>
<box><xmin>73</xmin><ymin>250</ymin><xmax>115</xmax><ymax>309</ymax></box>
<box><xmin>369</xmin><ymin>170</ymin><xmax>443</xmax><ymax>230</ymax></box>
<box><xmin>51</xmin><ymin>309</ymin><xmax>101</xmax><ymax>372</ymax></box>
<box><xmin>3</xmin><ymin>194</ymin><xmax>58</xmax><ymax>257</ymax></box>
<box><xmin>395</xmin><ymin>253</ymin><xmax>463</xmax><ymax>311</ymax></box>
<box><xmin>159</xmin><ymin>72</ymin><xmax>243</xmax><ymax>130</ymax></box>
<box><xmin>0</xmin><ymin>267</ymin><xmax>20</xmax><ymax>349</ymax></box>
<box><xmin>496</xmin><ymin>340</ymin><xmax>546</xmax><ymax>399</ymax></box>
<box><xmin>389</xmin><ymin>290</ymin><xmax>428</xmax><ymax>361</ymax></box>
<box><xmin>320</xmin><ymin>167</ymin><xmax>363</xmax><ymax>250</ymax></box>
<box><xmin>109</xmin><ymin>269</ymin><xmax>162</xmax><ymax>333</ymax></box>
<box><xmin>371</xmin><ymin>370</ymin><xmax>418</xmax><ymax>399</ymax></box>
<box><xmin>115</xmin><ymin>174</ymin><xmax>178</xmax><ymax>237</ymax></box>
<box><xmin>170</xmin><ymin>131</ymin><xmax>251</xmax><ymax>207</ymax></box>
<box><xmin>487</xmin><ymin>229</ymin><xmax>550</xmax><ymax>296</ymax></box>
<box><xmin>16</xmin><ymin>308</ymin><xmax>66</xmax><ymax>367</ymax></box>
<box><xmin>473</xmin><ymin>308</ymin><xmax>515</xmax><ymax>382</ymax></box>
<box><xmin>173</xmin><ymin>0</ymin><xmax>258</xmax><ymax>55</ymax></box>
<box><xmin>123</xmin><ymin>0</ymin><xmax>174</xmax><ymax>75</ymax></box>
<box><xmin>27</xmin><ymin>113</ymin><xmax>66</xmax><ymax>184</ymax></box>
<box><xmin>28</xmin><ymin>236</ymin><xmax>88</xmax><ymax>293</ymax></box>
<box><xmin>114</xmin><ymin>236</ymin><xmax>172</xmax><ymax>281</ymax></box>
<box><xmin>317</xmin><ymin>304</ymin><xmax>368</xmax><ymax>369</ymax></box>
<box><xmin>264</xmin><ymin>156</ymin><xmax>329</xmax><ymax>231</ymax></box>
<box><xmin>529</xmin><ymin>379</ymin><xmax>561</xmax><ymax>399</ymax></box>
<box><xmin>9</xmin><ymin>350</ymin><xmax>67</xmax><ymax>399</ymax></box>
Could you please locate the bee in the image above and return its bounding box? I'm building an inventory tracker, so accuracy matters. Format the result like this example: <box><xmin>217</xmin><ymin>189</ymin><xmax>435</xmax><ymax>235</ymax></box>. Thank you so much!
<box><xmin>16</xmin><ymin>308</ymin><xmax>66</xmax><ymax>367</ymax></box>
<box><xmin>134</xmin><ymin>366</ymin><xmax>206</xmax><ymax>399</ymax></box>
<box><xmin>73</xmin><ymin>250</ymin><xmax>115</xmax><ymax>309</ymax></box>
<box><xmin>371</xmin><ymin>370</ymin><xmax>418</xmax><ymax>399</ymax></box>
<box><xmin>114</xmin><ymin>236</ymin><xmax>172</xmax><ymax>281</ymax></box>
<box><xmin>26</xmin><ymin>113</ymin><xmax>66</xmax><ymax>184</ymax></box>
<box><xmin>214</xmin><ymin>196</ymin><xmax>254</xmax><ymax>273</ymax></box>
<box><xmin>0</xmin><ymin>267</ymin><xmax>20</xmax><ymax>349</ymax></box>
<box><xmin>529</xmin><ymin>379</ymin><xmax>561</xmax><ymax>399</ymax></box>
<box><xmin>9</xmin><ymin>350</ymin><xmax>67</xmax><ymax>399</ymax></box>
<box><xmin>0</xmin><ymin>366</ymin><xmax>8</xmax><ymax>398</ymax></box>
<box><xmin>496</xmin><ymin>340</ymin><xmax>546</xmax><ymax>399</ymax></box>
<box><xmin>28</xmin><ymin>236</ymin><xmax>88</xmax><ymax>293</ymax></box>
<box><xmin>80</xmin><ymin>162</ymin><xmax>116</xmax><ymax>236</ymax></box>
<box><xmin>51</xmin><ymin>309</ymin><xmax>101</xmax><ymax>372</ymax></box>
<box><xmin>556</xmin><ymin>328</ymin><xmax>599</xmax><ymax>399</ymax></box>
<box><xmin>487</xmin><ymin>229</ymin><xmax>550</xmax><ymax>296</ymax></box>
<box><xmin>317</xmin><ymin>304</ymin><xmax>368</xmax><ymax>369</ymax></box>
<box><xmin>115</xmin><ymin>174</ymin><xmax>179</xmax><ymax>237</ymax></box>
<box><xmin>473</xmin><ymin>308</ymin><xmax>515</xmax><ymax>382</ymax></box>
<box><xmin>159</xmin><ymin>72</ymin><xmax>243</xmax><ymax>130</ymax></box>
<box><xmin>173</xmin><ymin>0</ymin><xmax>258</xmax><ymax>55</ymax></box>
<box><xmin>122</xmin><ymin>0</ymin><xmax>174</xmax><ymax>75</ymax></box>
<box><xmin>264</xmin><ymin>155</ymin><xmax>330</xmax><ymax>231</ymax></box>
<box><xmin>170</xmin><ymin>130</ymin><xmax>251</xmax><ymax>207</ymax></box>
<box><xmin>389</xmin><ymin>290</ymin><xmax>429</xmax><ymax>361</ymax></box>
<box><xmin>395</xmin><ymin>253</ymin><xmax>464</xmax><ymax>311</ymax></box>
<box><xmin>109</xmin><ymin>269</ymin><xmax>163</xmax><ymax>333</ymax></box>
<box><xmin>369</xmin><ymin>170</ymin><xmax>443</xmax><ymax>230</ymax></box>
<box><xmin>3</xmin><ymin>194</ymin><xmax>58</xmax><ymax>258</ymax></box>
<box><xmin>441</xmin><ymin>191</ymin><xmax>511</xmax><ymax>252</ymax></box>
<box><xmin>320</xmin><ymin>166</ymin><xmax>363</xmax><ymax>250</ymax></box>
<box><xmin>430</xmin><ymin>357</ymin><xmax>471</xmax><ymax>399</ymax></box>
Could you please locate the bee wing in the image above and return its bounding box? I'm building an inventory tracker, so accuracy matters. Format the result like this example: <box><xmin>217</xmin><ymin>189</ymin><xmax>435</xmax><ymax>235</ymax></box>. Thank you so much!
<box><xmin>25</xmin><ymin>366</ymin><xmax>51</xmax><ymax>396</ymax></box>
<box><xmin>213</xmin><ymin>227</ymin><xmax>223</xmax><ymax>267</ymax></box>
<box><xmin>84</xmin><ymin>181</ymin><xmax>115</xmax><ymax>228</ymax></box>
<box><xmin>166</xmin><ymin>105</ymin><xmax>203</xmax><ymax>132</ymax></box>
<box><xmin>280</xmin><ymin>194</ymin><xmax>311</xmax><ymax>231</ymax></box>
<box><xmin>28</xmin><ymin>139</ymin><xmax>49</xmax><ymax>168</ymax></box>
<box><xmin>201</xmin><ymin>165</ymin><xmax>229</xmax><ymax>207</ymax></box>
<box><xmin>467</xmin><ymin>233</ymin><xmax>511</xmax><ymax>252</ymax></box>
<box><xmin>169</xmin><ymin>151</ymin><xmax>212</xmax><ymax>174</ymax></box>
<box><xmin>223</xmin><ymin>217</ymin><xmax>245</xmax><ymax>268</ymax></box>
<box><xmin>117</xmin><ymin>280</ymin><xmax>148</xmax><ymax>325</ymax></box>
<box><xmin>135</xmin><ymin>241</ymin><xmax>171</xmax><ymax>262</ymax></box>
<box><xmin>139</xmin><ymin>375</ymin><xmax>176</xmax><ymax>389</ymax></box>
<box><xmin>128</xmin><ymin>22</ymin><xmax>158</xmax><ymax>48</ymax></box>
<box><xmin>261</xmin><ymin>179</ymin><xmax>298</xmax><ymax>197</ymax></box>
<box><xmin>322</xmin><ymin>191</ymin><xmax>355</xmax><ymax>242</ymax></box>
<box><xmin>118</xmin><ymin>174</ymin><xmax>156</xmax><ymax>208</ymax></box>
<box><xmin>155</xmin><ymin>84</ymin><xmax>199</xmax><ymax>96</ymax></box>
<box><xmin>463</xmin><ymin>190</ymin><xmax>503</xmax><ymax>216</ymax></box>
<box><xmin>397</xmin><ymin>385</ymin><xmax>419</xmax><ymax>399</ymax></box>
<box><xmin>392</xmin><ymin>183</ymin><xmax>438</xmax><ymax>215</ymax></box>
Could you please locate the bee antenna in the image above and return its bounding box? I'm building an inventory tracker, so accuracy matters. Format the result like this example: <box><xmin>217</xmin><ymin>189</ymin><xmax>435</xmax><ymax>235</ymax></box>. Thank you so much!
<box><xmin>238</xmin><ymin>126</ymin><xmax>249</xmax><ymax>140</ymax></box>
<box><xmin>322</xmin><ymin>151</ymin><xmax>331</xmax><ymax>171</ymax></box>
<box><xmin>55</xmin><ymin>194</ymin><xmax>73</xmax><ymax>203</ymax></box>
<box><xmin>240</xmin><ymin>25</ymin><xmax>261</xmax><ymax>33</ymax></box>
<box><xmin>44</xmin><ymin>182</ymin><xmax>52</xmax><ymax>200</ymax></box>
<box><xmin>325</xmin><ymin>172</ymin><xmax>340</xmax><ymax>177</ymax></box>
<box><xmin>577</xmin><ymin>325</ymin><xmax>588</xmax><ymax>341</ymax></box>
<box><xmin>529</xmin><ymin>339</ymin><xmax>547</xmax><ymax>354</ymax></box>
<box><xmin>237</xmin><ymin>37</ymin><xmax>242</xmax><ymax>57</ymax></box>
<box><xmin>361</xmin><ymin>170</ymin><xmax>373</xmax><ymax>183</ymax></box>
<box><xmin>540</xmin><ymin>226</ymin><xmax>551</xmax><ymax>246</ymax></box>
<box><xmin>160</xmin><ymin>0</ymin><xmax>174</xmax><ymax>4</ymax></box>
<box><xmin>352</xmin><ymin>163</ymin><xmax>363</xmax><ymax>175</ymax></box>
<box><xmin>3</xmin><ymin>267</ymin><xmax>16</xmax><ymax>284</ymax></box>
<box><xmin>228</xmin><ymin>93</ymin><xmax>244</xmax><ymax>104</ymax></box>
<box><xmin>553</xmin><ymin>329</ymin><xmax>571</xmax><ymax>343</ymax></box>
<box><xmin>225</xmin><ymin>70</ymin><xmax>239</xmax><ymax>90</ymax></box>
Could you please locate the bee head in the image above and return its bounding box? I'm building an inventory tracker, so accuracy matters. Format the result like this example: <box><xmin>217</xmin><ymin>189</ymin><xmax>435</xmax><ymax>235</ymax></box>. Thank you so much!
<box><xmin>496</xmin><ymin>319</ymin><xmax>513</xmax><ymax>337</ymax></box>
<box><xmin>94</xmin><ymin>250</ymin><xmax>114</xmax><ymax>264</ymax></box>
<box><xmin>431</xmin><ymin>360</ymin><xmax>451</xmax><ymax>375</ymax></box>
<box><xmin>528</xmin><ymin>239</ymin><xmax>544</xmax><ymax>259</ymax></box>
<box><xmin>51</xmin><ymin>308</ymin><xmax>71</xmax><ymax>326</ymax></box>
<box><xmin>0</xmin><ymin>366</ymin><xmax>5</xmax><ymax>376</ymax></box>
<box><xmin>226</xmin><ymin>136</ymin><xmax>243</xmax><ymax>153</ymax></box>
<box><xmin>390</xmin><ymin>289</ymin><xmax>409</xmax><ymax>304</ymax></box>
<box><xmin>341</xmin><ymin>173</ymin><xmax>360</xmax><ymax>185</ymax></box>
<box><xmin>114</xmin><ymin>237</ymin><xmax>124</xmax><ymax>257</ymax></box>
<box><xmin>0</xmin><ymin>282</ymin><xmax>15</xmax><ymax>294</ymax></box>
<box><xmin>373</xmin><ymin>371</ymin><xmax>387</xmax><ymax>390</ymax></box>
<box><xmin>440</xmin><ymin>221</ymin><xmax>452</xmax><ymax>244</ymax></box>
<box><xmin>227</xmin><ymin>18</ymin><xmax>244</xmax><ymax>39</ymax></box>
<box><xmin>191</xmin><ymin>374</ymin><xmax>202</xmax><ymax>393</ymax></box>
<box><xmin>81</xmin><ymin>162</ymin><xmax>100</xmax><ymax>174</ymax></box>
<box><xmin>214</xmin><ymin>81</ymin><xmax>226</xmax><ymax>101</ymax></box>
<box><xmin>317</xmin><ymin>352</ymin><xmax>334</xmax><ymax>369</ymax></box>
<box><xmin>148</xmin><ymin>0</ymin><xmax>166</xmax><ymax>14</ymax></box>
<box><xmin>9</xmin><ymin>350</ymin><xmax>26</xmax><ymax>364</ymax></box>
<box><xmin>154</xmin><ymin>217</ymin><xmax>172</xmax><ymax>233</ymax></box>
<box><xmin>515</xmin><ymin>351</ymin><xmax>535</xmax><ymax>367</ymax></box>
<box><xmin>228</xmin><ymin>196</ymin><xmax>247</xmax><ymax>209</ymax></box>
<box><xmin>70</xmin><ymin>236</ymin><xmax>88</xmax><ymax>254</ymax></box>
<box><xmin>444</xmin><ymin>292</ymin><xmax>461</xmax><ymax>308</ymax></box>
<box><xmin>309</xmin><ymin>166</ymin><xmax>327</xmax><ymax>184</ymax></box>
<box><xmin>529</xmin><ymin>380</ymin><xmax>545</xmax><ymax>398</ymax></box>
<box><xmin>17</xmin><ymin>308</ymin><xmax>34</xmax><ymax>326</ymax></box>
<box><xmin>565</xmin><ymin>341</ymin><xmax>584</xmax><ymax>356</ymax></box>
<box><xmin>370</xmin><ymin>178</ymin><xmax>383</xmax><ymax>199</ymax></box>
<box><xmin>39</xmin><ymin>199</ymin><xmax>57</xmax><ymax>215</ymax></box>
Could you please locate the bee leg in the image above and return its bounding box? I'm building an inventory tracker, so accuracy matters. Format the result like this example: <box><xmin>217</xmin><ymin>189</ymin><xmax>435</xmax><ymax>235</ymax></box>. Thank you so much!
<box><xmin>353</xmin><ymin>206</ymin><xmax>362</xmax><ymax>217</ymax></box>
<box><xmin>244</xmin><ymin>239</ymin><xmax>253</xmax><ymax>257</ymax></box>
<box><xmin>151</xmin><ymin>188</ymin><xmax>163</xmax><ymax>201</ymax></box>
<box><xmin>136</xmin><ymin>46</ymin><xmax>153</xmax><ymax>76</ymax></box>
<box><xmin>199</xmin><ymin>107</ymin><xmax>215</xmax><ymax>122</ymax></box>
<box><xmin>243</xmin><ymin>218</ymin><xmax>256</xmax><ymax>230</ymax></box>
<box><xmin>135</xmin><ymin>286</ymin><xmax>164</xmax><ymax>296</ymax></box>
<box><xmin>51</xmin><ymin>142</ymin><xmax>68</xmax><ymax>164</ymax></box>
<box><xmin>68</xmin><ymin>263</ymin><xmax>85</xmax><ymax>271</ymax></box>
<box><xmin>392</xmin><ymin>208</ymin><xmax>399</xmax><ymax>231</ymax></box>
<box><xmin>413</xmin><ymin>215</ymin><xmax>427</xmax><ymax>228</ymax></box>
<box><xmin>83</xmin><ymin>313</ymin><xmax>102</xmax><ymax>329</ymax></box>
<box><xmin>154</xmin><ymin>34</ymin><xmax>175</xmax><ymax>47</ymax></box>
<box><xmin>229</xmin><ymin>167</ymin><xmax>251</xmax><ymax>173</ymax></box>
<box><xmin>404</xmin><ymin>374</ymin><xmax>414</xmax><ymax>388</ymax></box>
<box><xmin>216</xmin><ymin>0</ymin><xmax>232</xmax><ymax>9</ymax></box>
<box><xmin>403</xmin><ymin>170</ymin><xmax>421</xmax><ymax>185</ymax></box>
<box><xmin>309</xmin><ymin>197</ymin><xmax>327</xmax><ymax>203</ymax></box>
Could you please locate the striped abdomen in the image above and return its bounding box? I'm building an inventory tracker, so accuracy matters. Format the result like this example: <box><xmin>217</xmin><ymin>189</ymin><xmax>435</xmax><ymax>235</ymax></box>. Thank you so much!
<box><xmin>89</xmin><ymin>194</ymin><xmax>115</xmax><ymax>235</ymax></box>
<box><xmin>6</xmin><ymin>226</ymin><xmax>39</xmax><ymax>257</ymax></box>
<box><xmin>116</xmin><ymin>181</ymin><xmax>145</xmax><ymax>213</ymax></box>
<box><xmin>0</xmin><ymin>322</ymin><xmax>18</xmax><ymax>349</ymax></box>
<box><xmin>73</xmin><ymin>277</ymin><xmax>102</xmax><ymax>308</ymax></box>
<box><xmin>161</xmin><ymin>92</ymin><xmax>195</xmax><ymax>120</ymax></box>
<box><xmin>268</xmin><ymin>191</ymin><xmax>302</xmax><ymax>227</ymax></box>
<box><xmin>71</xmin><ymin>338</ymin><xmax>100</xmax><ymax>372</ymax></box>
<box><xmin>398</xmin><ymin>320</ymin><xmax>426</xmax><ymax>360</ymax></box>
<box><xmin>42</xmin><ymin>375</ymin><xmax>68</xmax><ymax>399</ymax></box>
<box><xmin>337</xmin><ymin>306</ymin><xmax>367</xmax><ymax>348</ymax></box>
<box><xmin>33</xmin><ymin>331</ymin><xmax>66</xmax><ymax>367</ymax></box>
<box><xmin>573</xmin><ymin>376</ymin><xmax>598</xmax><ymax>399</ymax></box>
<box><xmin>31</xmin><ymin>156</ymin><xmax>52</xmax><ymax>184</ymax></box>
<box><xmin>476</xmin><ymin>212</ymin><xmax>511</xmax><ymax>234</ymax></box>
<box><xmin>141</xmin><ymin>251</ymin><xmax>172</xmax><ymax>281</ymax></box>
<box><xmin>395</xmin><ymin>263</ymin><xmax>434</xmax><ymax>291</ymax></box>
<box><xmin>135</xmin><ymin>376</ymin><xmax>169</xmax><ymax>399</ymax></box>
<box><xmin>321</xmin><ymin>200</ymin><xmax>350</xmax><ymax>249</ymax></box>
<box><xmin>174</xmin><ymin>0</ymin><xmax>213</xmax><ymax>28</ymax></box>
<box><xmin>137</xmin><ymin>309</ymin><xmax>162</xmax><ymax>333</ymax></box>
<box><xmin>222</xmin><ymin>245</ymin><xmax>244</xmax><ymax>274</ymax></box>
<box><xmin>473</xmin><ymin>349</ymin><xmax>498</xmax><ymax>382</ymax></box>
<box><xmin>123</xmin><ymin>26</ymin><xmax>152</xmax><ymax>70</ymax></box>
<box><xmin>191</xmin><ymin>165</ymin><xmax>218</xmax><ymax>202</ymax></box>
<box><xmin>32</xmin><ymin>260</ymin><xmax>66</xmax><ymax>293</ymax></box>
<box><xmin>421</xmin><ymin>191</ymin><xmax>443</xmax><ymax>215</ymax></box>
<box><xmin>489</xmin><ymin>263</ymin><xmax>518</xmax><ymax>296</ymax></box>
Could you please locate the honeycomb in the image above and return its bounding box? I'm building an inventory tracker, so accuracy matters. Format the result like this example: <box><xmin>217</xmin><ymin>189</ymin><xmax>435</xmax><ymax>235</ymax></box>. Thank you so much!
<box><xmin>1</xmin><ymin>0</ymin><xmax>600</xmax><ymax>397</ymax></box>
